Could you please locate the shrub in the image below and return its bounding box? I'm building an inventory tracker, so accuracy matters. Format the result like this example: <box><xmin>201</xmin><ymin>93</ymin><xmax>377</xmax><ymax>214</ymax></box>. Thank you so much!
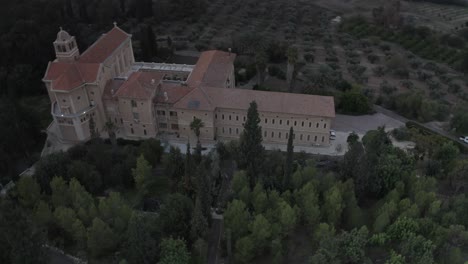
<box><xmin>338</xmin><ymin>89</ymin><xmax>373</xmax><ymax>115</ymax></box>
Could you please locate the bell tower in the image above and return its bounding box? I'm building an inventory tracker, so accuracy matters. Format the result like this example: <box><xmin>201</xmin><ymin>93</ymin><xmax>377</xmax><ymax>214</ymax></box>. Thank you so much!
<box><xmin>54</xmin><ymin>27</ymin><xmax>80</xmax><ymax>62</ymax></box>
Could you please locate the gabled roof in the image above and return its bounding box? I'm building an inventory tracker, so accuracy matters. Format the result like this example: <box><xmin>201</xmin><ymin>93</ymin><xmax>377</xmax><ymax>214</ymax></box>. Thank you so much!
<box><xmin>79</xmin><ymin>26</ymin><xmax>130</xmax><ymax>63</ymax></box>
<box><xmin>173</xmin><ymin>86</ymin><xmax>335</xmax><ymax>118</ymax></box>
<box><xmin>154</xmin><ymin>82</ymin><xmax>194</xmax><ymax>104</ymax></box>
<box><xmin>186</xmin><ymin>50</ymin><xmax>236</xmax><ymax>88</ymax></box>
<box><xmin>44</xmin><ymin>62</ymin><xmax>100</xmax><ymax>91</ymax></box>
<box><xmin>202</xmin><ymin>87</ymin><xmax>336</xmax><ymax>117</ymax></box>
<box><xmin>173</xmin><ymin>86</ymin><xmax>215</xmax><ymax>111</ymax></box>
<box><xmin>114</xmin><ymin>71</ymin><xmax>164</xmax><ymax>99</ymax></box>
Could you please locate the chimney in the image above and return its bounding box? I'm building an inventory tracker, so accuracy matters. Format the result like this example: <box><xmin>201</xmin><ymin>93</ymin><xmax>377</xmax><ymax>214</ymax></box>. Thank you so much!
<box><xmin>164</xmin><ymin>92</ymin><xmax>168</xmax><ymax>102</ymax></box>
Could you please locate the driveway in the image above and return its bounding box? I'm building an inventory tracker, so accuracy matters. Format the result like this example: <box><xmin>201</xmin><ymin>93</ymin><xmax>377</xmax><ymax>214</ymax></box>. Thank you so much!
<box><xmin>332</xmin><ymin>113</ymin><xmax>405</xmax><ymax>135</ymax></box>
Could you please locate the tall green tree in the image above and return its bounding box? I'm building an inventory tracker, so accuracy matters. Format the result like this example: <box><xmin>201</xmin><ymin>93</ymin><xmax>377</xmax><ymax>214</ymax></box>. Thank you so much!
<box><xmin>164</xmin><ymin>147</ymin><xmax>185</xmax><ymax>192</ymax></box>
<box><xmin>190</xmin><ymin>197</ymin><xmax>208</xmax><ymax>240</ymax></box>
<box><xmin>323</xmin><ymin>185</ymin><xmax>344</xmax><ymax>227</ymax></box>
<box><xmin>159</xmin><ymin>238</ymin><xmax>190</xmax><ymax>264</ymax></box>
<box><xmin>0</xmin><ymin>199</ymin><xmax>47</xmax><ymax>264</ymax></box>
<box><xmin>16</xmin><ymin>176</ymin><xmax>41</xmax><ymax>209</ymax></box>
<box><xmin>284</xmin><ymin>126</ymin><xmax>294</xmax><ymax>191</ymax></box>
<box><xmin>124</xmin><ymin>212</ymin><xmax>160</xmax><ymax>264</ymax></box>
<box><xmin>239</xmin><ymin>101</ymin><xmax>264</xmax><ymax>189</ymax></box>
<box><xmin>132</xmin><ymin>154</ymin><xmax>152</xmax><ymax>197</ymax></box>
<box><xmin>225</xmin><ymin>199</ymin><xmax>250</xmax><ymax>242</ymax></box>
<box><xmin>87</xmin><ymin>217</ymin><xmax>119</xmax><ymax>257</ymax></box>
<box><xmin>159</xmin><ymin>193</ymin><xmax>194</xmax><ymax>240</ymax></box>
<box><xmin>184</xmin><ymin>142</ymin><xmax>192</xmax><ymax>193</ymax></box>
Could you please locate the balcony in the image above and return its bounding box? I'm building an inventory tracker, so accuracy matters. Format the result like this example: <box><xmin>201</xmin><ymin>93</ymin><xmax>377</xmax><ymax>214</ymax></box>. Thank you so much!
<box><xmin>51</xmin><ymin>101</ymin><xmax>96</xmax><ymax>118</ymax></box>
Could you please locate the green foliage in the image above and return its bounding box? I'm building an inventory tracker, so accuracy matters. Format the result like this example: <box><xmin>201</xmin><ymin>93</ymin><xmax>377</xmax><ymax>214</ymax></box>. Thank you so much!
<box><xmin>159</xmin><ymin>193</ymin><xmax>193</xmax><ymax>240</ymax></box>
<box><xmin>124</xmin><ymin>212</ymin><xmax>160</xmax><ymax>264</ymax></box>
<box><xmin>87</xmin><ymin>217</ymin><xmax>118</xmax><ymax>257</ymax></box>
<box><xmin>235</xmin><ymin>236</ymin><xmax>255</xmax><ymax>264</ymax></box>
<box><xmin>50</xmin><ymin>176</ymin><xmax>69</xmax><ymax>208</ymax></box>
<box><xmin>34</xmin><ymin>152</ymin><xmax>70</xmax><ymax>193</ymax></box>
<box><xmin>138</xmin><ymin>138</ymin><xmax>164</xmax><ymax>166</ymax></box>
<box><xmin>0</xmin><ymin>199</ymin><xmax>47</xmax><ymax>264</ymax></box>
<box><xmin>239</xmin><ymin>101</ymin><xmax>265</xmax><ymax>188</ymax></box>
<box><xmin>132</xmin><ymin>155</ymin><xmax>152</xmax><ymax>197</ymax></box>
<box><xmin>341</xmin><ymin>227</ymin><xmax>369</xmax><ymax>263</ymax></box>
<box><xmin>190</xmin><ymin>117</ymin><xmax>205</xmax><ymax>140</ymax></box>
<box><xmin>67</xmin><ymin>160</ymin><xmax>102</xmax><ymax>194</ymax></box>
<box><xmin>451</xmin><ymin>108</ymin><xmax>468</xmax><ymax>134</ymax></box>
<box><xmin>284</xmin><ymin>127</ymin><xmax>294</xmax><ymax>191</ymax></box>
<box><xmin>323</xmin><ymin>185</ymin><xmax>344</xmax><ymax>227</ymax></box>
<box><xmin>400</xmin><ymin>234</ymin><xmax>435</xmax><ymax>264</ymax></box>
<box><xmin>98</xmin><ymin>192</ymin><xmax>132</xmax><ymax>234</ymax></box>
<box><xmin>17</xmin><ymin>176</ymin><xmax>41</xmax><ymax>208</ymax></box>
<box><xmin>338</xmin><ymin>89</ymin><xmax>373</xmax><ymax>115</ymax></box>
<box><xmin>249</xmin><ymin>214</ymin><xmax>272</xmax><ymax>250</ymax></box>
<box><xmin>225</xmin><ymin>199</ymin><xmax>250</xmax><ymax>242</ymax></box>
<box><xmin>164</xmin><ymin>147</ymin><xmax>185</xmax><ymax>191</ymax></box>
<box><xmin>159</xmin><ymin>238</ymin><xmax>190</xmax><ymax>264</ymax></box>
<box><xmin>190</xmin><ymin>197</ymin><xmax>208</xmax><ymax>240</ymax></box>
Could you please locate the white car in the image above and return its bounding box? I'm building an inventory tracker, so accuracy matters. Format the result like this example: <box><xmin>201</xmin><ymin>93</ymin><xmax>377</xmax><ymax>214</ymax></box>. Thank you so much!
<box><xmin>460</xmin><ymin>136</ymin><xmax>468</xmax><ymax>144</ymax></box>
<box><xmin>330</xmin><ymin>130</ymin><xmax>336</xmax><ymax>140</ymax></box>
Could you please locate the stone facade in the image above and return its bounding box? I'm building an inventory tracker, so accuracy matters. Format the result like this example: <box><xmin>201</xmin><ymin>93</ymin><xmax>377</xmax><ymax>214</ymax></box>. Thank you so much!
<box><xmin>44</xmin><ymin>26</ymin><xmax>335</xmax><ymax>147</ymax></box>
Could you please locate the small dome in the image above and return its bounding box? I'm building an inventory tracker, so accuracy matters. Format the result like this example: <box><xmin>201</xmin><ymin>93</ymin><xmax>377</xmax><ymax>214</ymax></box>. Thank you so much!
<box><xmin>56</xmin><ymin>28</ymin><xmax>71</xmax><ymax>42</ymax></box>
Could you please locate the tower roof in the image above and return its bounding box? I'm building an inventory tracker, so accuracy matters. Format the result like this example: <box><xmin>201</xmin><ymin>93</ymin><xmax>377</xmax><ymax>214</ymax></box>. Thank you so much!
<box><xmin>56</xmin><ymin>28</ymin><xmax>71</xmax><ymax>42</ymax></box>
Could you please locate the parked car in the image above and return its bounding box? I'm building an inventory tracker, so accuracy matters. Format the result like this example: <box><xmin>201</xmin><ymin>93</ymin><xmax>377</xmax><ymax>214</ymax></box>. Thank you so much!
<box><xmin>330</xmin><ymin>130</ymin><xmax>336</xmax><ymax>140</ymax></box>
<box><xmin>460</xmin><ymin>136</ymin><xmax>468</xmax><ymax>144</ymax></box>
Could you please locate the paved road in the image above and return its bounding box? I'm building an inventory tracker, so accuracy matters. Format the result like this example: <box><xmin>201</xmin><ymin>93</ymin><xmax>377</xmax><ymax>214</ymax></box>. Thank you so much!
<box><xmin>207</xmin><ymin>218</ymin><xmax>223</xmax><ymax>264</ymax></box>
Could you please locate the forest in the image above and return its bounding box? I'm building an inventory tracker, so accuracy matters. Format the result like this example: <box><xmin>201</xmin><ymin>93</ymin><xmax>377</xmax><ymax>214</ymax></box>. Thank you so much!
<box><xmin>2</xmin><ymin>101</ymin><xmax>468</xmax><ymax>263</ymax></box>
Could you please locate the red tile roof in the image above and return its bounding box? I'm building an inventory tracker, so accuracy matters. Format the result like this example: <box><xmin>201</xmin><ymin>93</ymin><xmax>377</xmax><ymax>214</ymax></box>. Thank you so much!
<box><xmin>187</xmin><ymin>50</ymin><xmax>236</xmax><ymax>88</ymax></box>
<box><xmin>44</xmin><ymin>62</ymin><xmax>100</xmax><ymax>91</ymax></box>
<box><xmin>154</xmin><ymin>82</ymin><xmax>194</xmax><ymax>104</ymax></box>
<box><xmin>79</xmin><ymin>27</ymin><xmax>130</xmax><ymax>63</ymax></box>
<box><xmin>114</xmin><ymin>71</ymin><xmax>164</xmax><ymax>99</ymax></box>
<box><xmin>174</xmin><ymin>86</ymin><xmax>335</xmax><ymax>118</ymax></box>
<box><xmin>44</xmin><ymin>26</ymin><xmax>130</xmax><ymax>91</ymax></box>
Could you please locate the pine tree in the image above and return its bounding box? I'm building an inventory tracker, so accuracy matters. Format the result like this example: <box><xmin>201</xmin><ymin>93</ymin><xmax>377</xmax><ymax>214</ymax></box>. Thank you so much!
<box><xmin>194</xmin><ymin>141</ymin><xmax>202</xmax><ymax>165</ymax></box>
<box><xmin>190</xmin><ymin>197</ymin><xmax>208</xmax><ymax>240</ymax></box>
<box><xmin>239</xmin><ymin>101</ymin><xmax>264</xmax><ymax>189</ymax></box>
<box><xmin>284</xmin><ymin>126</ymin><xmax>294</xmax><ymax>191</ymax></box>
<box><xmin>195</xmin><ymin>166</ymin><xmax>211</xmax><ymax>222</ymax></box>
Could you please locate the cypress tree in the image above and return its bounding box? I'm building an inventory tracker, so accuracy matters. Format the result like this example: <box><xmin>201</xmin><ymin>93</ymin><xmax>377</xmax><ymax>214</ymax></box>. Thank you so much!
<box><xmin>239</xmin><ymin>101</ymin><xmax>264</xmax><ymax>189</ymax></box>
<box><xmin>284</xmin><ymin>127</ymin><xmax>294</xmax><ymax>191</ymax></box>
<box><xmin>184</xmin><ymin>142</ymin><xmax>192</xmax><ymax>194</ymax></box>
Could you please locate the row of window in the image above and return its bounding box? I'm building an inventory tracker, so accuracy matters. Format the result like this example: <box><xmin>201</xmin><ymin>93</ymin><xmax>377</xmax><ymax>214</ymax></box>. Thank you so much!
<box><xmin>158</xmin><ymin>123</ymin><xmax>179</xmax><ymax>130</ymax></box>
<box><xmin>215</xmin><ymin>113</ymin><xmax>327</xmax><ymax>129</ymax></box>
<box><xmin>217</xmin><ymin>126</ymin><xmax>326</xmax><ymax>143</ymax></box>
<box><xmin>157</xmin><ymin>110</ymin><xmax>178</xmax><ymax>117</ymax></box>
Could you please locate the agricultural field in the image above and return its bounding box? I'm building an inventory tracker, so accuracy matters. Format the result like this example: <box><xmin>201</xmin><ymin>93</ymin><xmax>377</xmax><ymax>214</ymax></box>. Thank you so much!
<box><xmin>402</xmin><ymin>0</ymin><xmax>468</xmax><ymax>33</ymax></box>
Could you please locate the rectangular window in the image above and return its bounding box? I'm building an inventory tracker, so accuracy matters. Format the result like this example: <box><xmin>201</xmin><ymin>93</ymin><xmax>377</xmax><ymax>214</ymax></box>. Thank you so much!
<box><xmin>171</xmin><ymin>124</ymin><xmax>179</xmax><ymax>130</ymax></box>
<box><xmin>215</xmin><ymin>114</ymin><xmax>218</xmax><ymax>119</ymax></box>
<box><xmin>294</xmin><ymin>121</ymin><xmax>297</xmax><ymax>126</ymax></box>
<box><xmin>324</xmin><ymin>123</ymin><xmax>327</xmax><ymax>129</ymax></box>
<box><xmin>236</xmin><ymin>128</ymin><xmax>239</xmax><ymax>134</ymax></box>
<box><xmin>271</xmin><ymin>131</ymin><xmax>274</xmax><ymax>138</ymax></box>
<box><xmin>131</xmin><ymin>128</ymin><xmax>134</xmax><ymax>134</ymax></box>
<box><xmin>302</xmin><ymin>121</ymin><xmax>304</xmax><ymax>127</ymax></box>
<box><xmin>133</xmin><ymin>112</ymin><xmax>139</xmax><ymax>120</ymax></box>
<box><xmin>170</xmin><ymin>111</ymin><xmax>178</xmax><ymax>117</ymax></box>
<box><xmin>131</xmin><ymin>100</ymin><xmax>137</xmax><ymax>107</ymax></box>
<box><xmin>314</xmin><ymin>135</ymin><xmax>318</xmax><ymax>142</ymax></box>
<box><xmin>236</xmin><ymin>116</ymin><xmax>239</xmax><ymax>121</ymax></box>
<box><xmin>309</xmin><ymin>122</ymin><xmax>312</xmax><ymax>127</ymax></box>
<box><xmin>316</xmin><ymin>123</ymin><xmax>319</xmax><ymax>128</ymax></box>
<box><xmin>229</xmin><ymin>115</ymin><xmax>232</xmax><ymax>120</ymax></box>
<box><xmin>280</xmin><ymin>120</ymin><xmax>282</xmax><ymax>125</ymax></box>
<box><xmin>322</xmin><ymin>136</ymin><xmax>325</xmax><ymax>142</ymax></box>
<box><xmin>243</xmin><ymin>116</ymin><xmax>246</xmax><ymax>121</ymax></box>
<box><xmin>157</xmin><ymin>110</ymin><xmax>166</xmax><ymax>116</ymax></box>
<box><xmin>287</xmin><ymin>120</ymin><xmax>290</xmax><ymax>125</ymax></box>
<box><xmin>159</xmin><ymin>123</ymin><xmax>168</xmax><ymax>129</ymax></box>
<box><xmin>222</xmin><ymin>114</ymin><xmax>225</xmax><ymax>120</ymax></box>
<box><xmin>223</xmin><ymin>127</ymin><xmax>225</xmax><ymax>133</ymax></box>
<box><xmin>229</xmin><ymin>128</ymin><xmax>232</xmax><ymax>134</ymax></box>
<box><xmin>279</xmin><ymin>132</ymin><xmax>281</xmax><ymax>138</ymax></box>
<box><xmin>272</xmin><ymin>119</ymin><xmax>275</xmax><ymax>124</ymax></box>
<box><xmin>307</xmin><ymin>135</ymin><xmax>310</xmax><ymax>141</ymax></box>
<box><xmin>144</xmin><ymin>129</ymin><xmax>147</xmax><ymax>135</ymax></box>
<box><xmin>265</xmin><ymin>118</ymin><xmax>268</xmax><ymax>124</ymax></box>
